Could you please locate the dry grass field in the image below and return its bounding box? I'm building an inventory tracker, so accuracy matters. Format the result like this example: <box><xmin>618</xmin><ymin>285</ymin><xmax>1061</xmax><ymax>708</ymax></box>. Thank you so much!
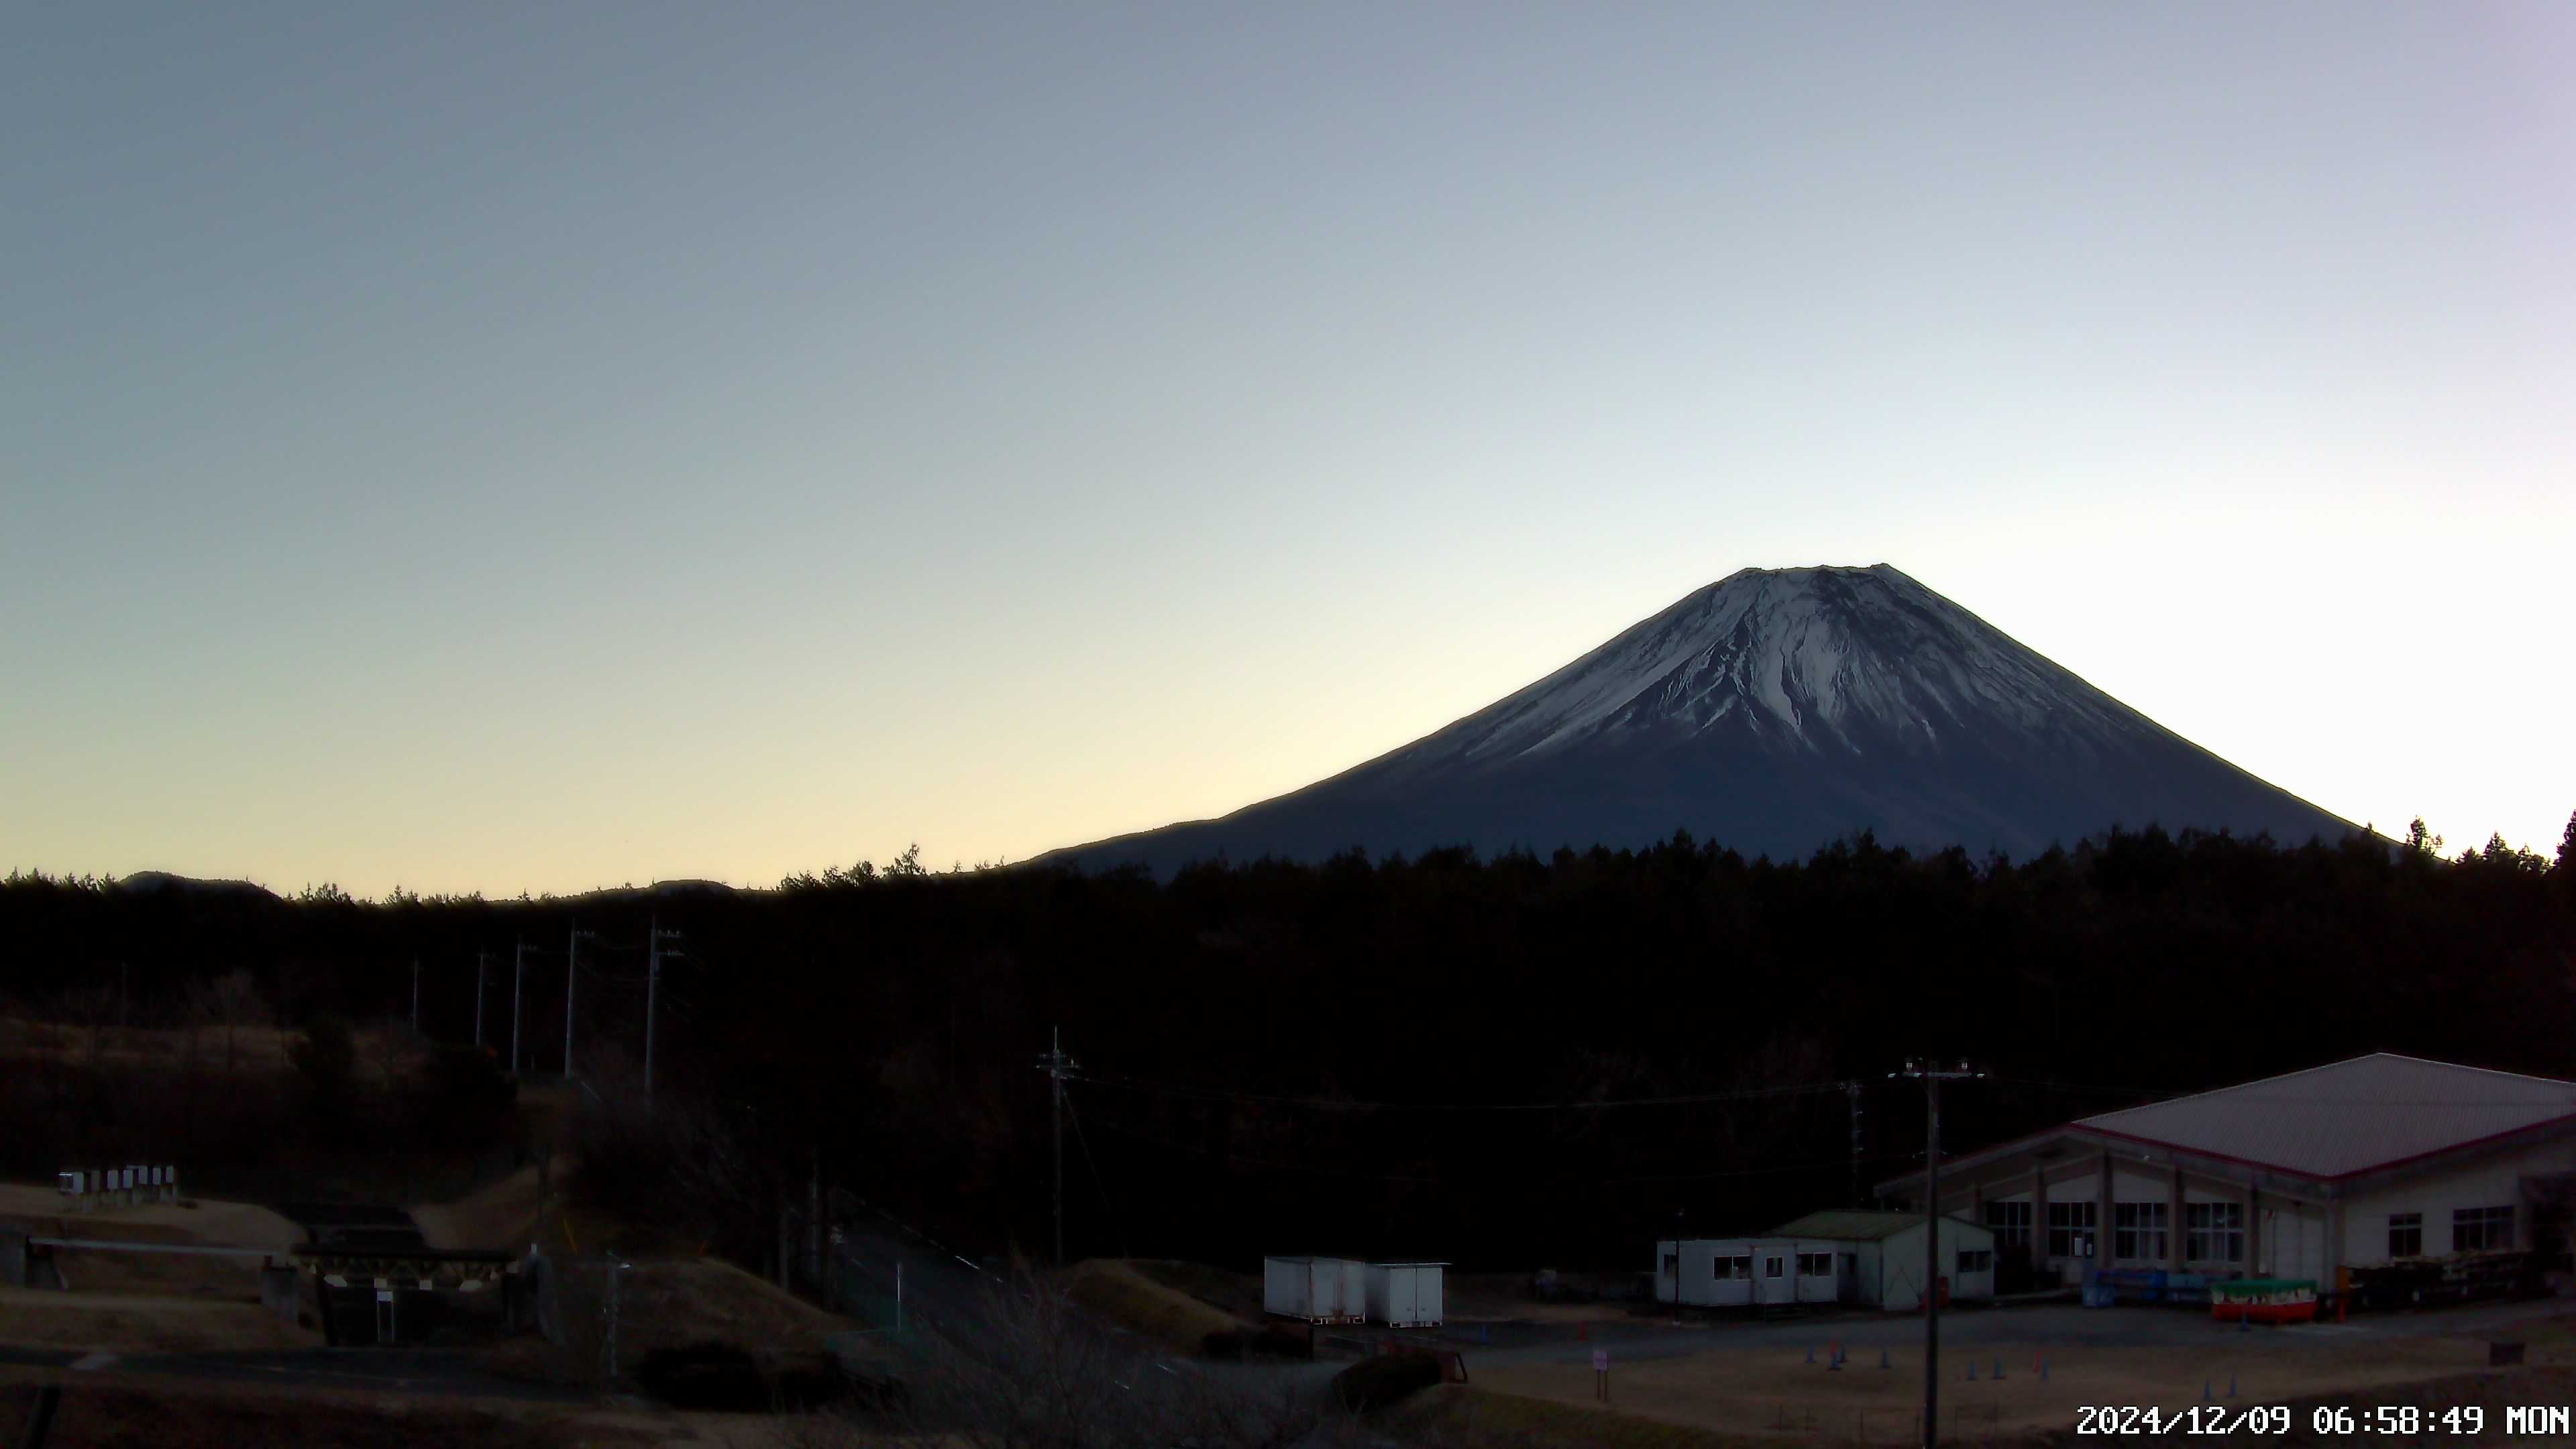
<box><xmin>1059</xmin><ymin>1258</ymin><xmax>1247</xmax><ymax>1352</ymax></box>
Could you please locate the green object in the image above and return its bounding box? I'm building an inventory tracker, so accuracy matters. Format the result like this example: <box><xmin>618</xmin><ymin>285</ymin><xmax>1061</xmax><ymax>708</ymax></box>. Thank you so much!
<box><xmin>2212</xmin><ymin>1278</ymin><xmax>2316</xmax><ymax>1298</ymax></box>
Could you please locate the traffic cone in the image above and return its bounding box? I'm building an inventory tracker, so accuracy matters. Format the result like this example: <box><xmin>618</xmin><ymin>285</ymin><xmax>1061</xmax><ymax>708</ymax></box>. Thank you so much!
<box><xmin>1992</xmin><ymin>1355</ymin><xmax>2003</xmax><ymax>1381</ymax></box>
<box><xmin>2228</xmin><ymin>1372</ymin><xmax>2237</xmax><ymax>1397</ymax></box>
<box><xmin>1879</xmin><ymin>1346</ymin><xmax>1891</xmax><ymax>1370</ymax></box>
<box><xmin>1966</xmin><ymin>1359</ymin><xmax>1978</xmax><ymax>1382</ymax></box>
<box><xmin>2039</xmin><ymin>1355</ymin><xmax>2049</xmax><ymax>1381</ymax></box>
<box><xmin>1805</xmin><ymin>1344</ymin><xmax>1815</xmax><ymax>1364</ymax></box>
<box><xmin>2202</xmin><ymin>1380</ymin><xmax>2213</xmax><ymax>1401</ymax></box>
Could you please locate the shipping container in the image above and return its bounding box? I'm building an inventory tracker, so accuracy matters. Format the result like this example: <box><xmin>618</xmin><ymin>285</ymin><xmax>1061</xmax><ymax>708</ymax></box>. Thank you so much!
<box><xmin>1263</xmin><ymin>1256</ymin><xmax>1366</xmax><ymax>1324</ymax></box>
<box><xmin>1364</xmin><ymin>1262</ymin><xmax>1446</xmax><ymax>1327</ymax></box>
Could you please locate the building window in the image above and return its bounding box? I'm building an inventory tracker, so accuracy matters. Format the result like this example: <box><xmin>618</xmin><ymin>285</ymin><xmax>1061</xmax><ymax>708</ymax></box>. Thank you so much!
<box><xmin>2387</xmin><ymin>1213</ymin><xmax>2422</xmax><ymax>1258</ymax></box>
<box><xmin>2047</xmin><ymin>1201</ymin><xmax>2097</xmax><ymax>1258</ymax></box>
<box><xmin>1957</xmin><ymin>1248</ymin><xmax>1992</xmax><ymax>1274</ymax></box>
<box><xmin>2453</xmin><ymin>1206</ymin><xmax>2514</xmax><ymax>1253</ymax></box>
<box><xmin>2114</xmin><ymin>1202</ymin><xmax>2169</xmax><ymax>1260</ymax></box>
<box><xmin>1764</xmin><ymin>1255</ymin><xmax>1784</xmax><ymax>1279</ymax></box>
<box><xmin>2185</xmin><ymin>1203</ymin><xmax>2245</xmax><ymax>1263</ymax></box>
<box><xmin>1985</xmin><ymin>1200</ymin><xmax>2032</xmax><ymax>1250</ymax></box>
<box><xmin>1714</xmin><ymin>1255</ymin><xmax>1751</xmax><ymax>1280</ymax></box>
<box><xmin>1797</xmin><ymin>1252</ymin><xmax>1833</xmax><ymax>1277</ymax></box>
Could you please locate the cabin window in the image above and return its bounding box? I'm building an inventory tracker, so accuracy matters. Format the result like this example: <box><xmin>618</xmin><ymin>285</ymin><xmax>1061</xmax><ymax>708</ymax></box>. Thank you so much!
<box><xmin>2387</xmin><ymin>1213</ymin><xmax>2422</xmax><ymax>1258</ymax></box>
<box><xmin>1715</xmin><ymin>1254</ymin><xmax>1749</xmax><ymax>1279</ymax></box>
<box><xmin>1662</xmin><ymin>1252</ymin><xmax>1678</xmax><ymax>1276</ymax></box>
<box><xmin>2113</xmin><ymin>1202</ymin><xmax>2169</xmax><ymax>1260</ymax></box>
<box><xmin>2185</xmin><ymin>1202</ymin><xmax>2244</xmax><ymax>1263</ymax></box>
<box><xmin>1797</xmin><ymin>1252</ymin><xmax>1833</xmax><ymax>1277</ymax></box>
<box><xmin>1956</xmin><ymin>1248</ymin><xmax>1992</xmax><ymax>1273</ymax></box>
<box><xmin>1984</xmin><ymin>1200</ymin><xmax>2031</xmax><ymax>1250</ymax></box>
<box><xmin>2047</xmin><ymin>1201</ymin><xmax>2096</xmax><ymax>1257</ymax></box>
<box><xmin>1764</xmin><ymin>1255</ymin><xmax>1784</xmax><ymax>1279</ymax></box>
<box><xmin>2453</xmin><ymin>1206</ymin><xmax>2514</xmax><ymax>1252</ymax></box>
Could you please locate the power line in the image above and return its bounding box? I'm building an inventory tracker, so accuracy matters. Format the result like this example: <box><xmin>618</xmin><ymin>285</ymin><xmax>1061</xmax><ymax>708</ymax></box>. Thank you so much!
<box><xmin>1075</xmin><ymin>1102</ymin><xmax>1894</xmax><ymax>1189</ymax></box>
<box><xmin>1065</xmin><ymin>1069</ymin><xmax>1853</xmax><ymax>1114</ymax></box>
<box><xmin>1075</xmin><ymin>1112</ymin><xmax>1445</xmax><ymax>1183</ymax></box>
<box><xmin>1064</xmin><ymin>1093</ymin><xmax>1127</xmax><ymax>1258</ymax></box>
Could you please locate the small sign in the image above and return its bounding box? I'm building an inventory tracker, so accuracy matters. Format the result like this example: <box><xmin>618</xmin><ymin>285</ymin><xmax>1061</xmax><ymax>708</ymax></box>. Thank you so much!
<box><xmin>1592</xmin><ymin>1348</ymin><xmax>1609</xmax><ymax>1372</ymax></box>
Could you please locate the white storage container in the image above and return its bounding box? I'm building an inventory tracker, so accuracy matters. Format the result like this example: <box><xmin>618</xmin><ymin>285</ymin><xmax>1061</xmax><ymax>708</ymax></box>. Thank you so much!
<box><xmin>1364</xmin><ymin>1262</ymin><xmax>1446</xmax><ymax>1327</ymax></box>
<box><xmin>1263</xmin><ymin>1256</ymin><xmax>1367</xmax><ymax>1324</ymax></box>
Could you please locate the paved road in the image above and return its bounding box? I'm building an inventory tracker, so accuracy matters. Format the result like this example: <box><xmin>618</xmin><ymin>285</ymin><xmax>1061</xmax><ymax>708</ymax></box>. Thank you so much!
<box><xmin>1420</xmin><ymin>1297</ymin><xmax>2566</xmax><ymax>1371</ymax></box>
<box><xmin>0</xmin><ymin>1343</ymin><xmax>588</xmax><ymax>1401</ymax></box>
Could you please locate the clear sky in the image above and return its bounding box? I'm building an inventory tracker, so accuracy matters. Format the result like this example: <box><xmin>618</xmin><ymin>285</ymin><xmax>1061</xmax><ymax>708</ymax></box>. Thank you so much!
<box><xmin>6</xmin><ymin>3</ymin><xmax>2570</xmax><ymax>897</ymax></box>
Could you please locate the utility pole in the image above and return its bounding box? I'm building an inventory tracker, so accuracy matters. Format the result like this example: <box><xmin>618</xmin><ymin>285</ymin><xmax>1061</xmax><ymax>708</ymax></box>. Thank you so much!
<box><xmin>1671</xmin><ymin>1208</ymin><xmax>1686</xmax><ymax>1311</ymax></box>
<box><xmin>564</xmin><ymin>924</ymin><xmax>596</xmax><ymax>1081</ymax></box>
<box><xmin>511</xmin><ymin>939</ymin><xmax>528</xmax><ymax>1077</ymax></box>
<box><xmin>645</xmin><ymin>916</ymin><xmax>682</xmax><ymax>1099</ymax></box>
<box><xmin>1894</xmin><ymin>1057</ymin><xmax>1984</xmax><ymax>1449</ymax></box>
<box><xmin>474</xmin><ymin>950</ymin><xmax>490</xmax><ymax>1049</ymax></box>
<box><xmin>1847</xmin><ymin>1080</ymin><xmax>1866</xmax><ymax>1207</ymax></box>
<box><xmin>1035</xmin><ymin>1028</ymin><xmax>1079</xmax><ymax>1267</ymax></box>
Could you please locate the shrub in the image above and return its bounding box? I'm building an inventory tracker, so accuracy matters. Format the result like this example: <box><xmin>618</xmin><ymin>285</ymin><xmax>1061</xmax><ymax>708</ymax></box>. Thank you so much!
<box><xmin>1331</xmin><ymin>1352</ymin><xmax>1443</xmax><ymax>1415</ymax></box>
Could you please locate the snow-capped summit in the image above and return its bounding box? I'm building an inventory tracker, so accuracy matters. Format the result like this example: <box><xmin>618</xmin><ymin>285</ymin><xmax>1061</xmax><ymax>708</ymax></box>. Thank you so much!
<box><xmin>1044</xmin><ymin>565</ymin><xmax>2357</xmax><ymax>875</ymax></box>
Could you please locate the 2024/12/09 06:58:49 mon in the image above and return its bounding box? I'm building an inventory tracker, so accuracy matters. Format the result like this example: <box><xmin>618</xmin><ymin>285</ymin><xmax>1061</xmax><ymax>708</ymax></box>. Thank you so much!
<box><xmin>2076</xmin><ymin>1405</ymin><xmax>2292</xmax><ymax>1435</ymax></box>
<box><xmin>2076</xmin><ymin>1405</ymin><xmax>2510</xmax><ymax>1435</ymax></box>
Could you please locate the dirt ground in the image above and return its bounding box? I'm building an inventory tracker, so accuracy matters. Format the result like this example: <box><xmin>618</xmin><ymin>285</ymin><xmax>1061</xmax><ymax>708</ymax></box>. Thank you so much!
<box><xmin>1475</xmin><ymin>1320</ymin><xmax>2561</xmax><ymax>1443</ymax></box>
<box><xmin>0</xmin><ymin>1286</ymin><xmax>314</xmax><ymax>1353</ymax></box>
<box><xmin>0</xmin><ymin>1183</ymin><xmax>304</xmax><ymax>1250</ymax></box>
<box><xmin>0</xmin><ymin>1371</ymin><xmax>655</xmax><ymax>1448</ymax></box>
<box><xmin>0</xmin><ymin>1182</ymin><xmax>306</xmax><ymax>1305</ymax></box>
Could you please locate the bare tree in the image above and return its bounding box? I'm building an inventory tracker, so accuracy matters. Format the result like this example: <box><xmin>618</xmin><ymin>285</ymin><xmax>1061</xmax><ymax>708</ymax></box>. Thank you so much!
<box><xmin>196</xmin><ymin>970</ymin><xmax>270</xmax><ymax>1072</ymax></box>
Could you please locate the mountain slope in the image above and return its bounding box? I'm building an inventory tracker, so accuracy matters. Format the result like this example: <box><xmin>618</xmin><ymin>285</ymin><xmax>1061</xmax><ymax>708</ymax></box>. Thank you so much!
<box><xmin>1044</xmin><ymin>564</ymin><xmax>2359</xmax><ymax>875</ymax></box>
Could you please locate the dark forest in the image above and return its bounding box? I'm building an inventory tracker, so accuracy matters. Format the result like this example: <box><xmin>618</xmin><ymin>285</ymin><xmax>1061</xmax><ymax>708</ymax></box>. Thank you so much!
<box><xmin>7</xmin><ymin>816</ymin><xmax>2572</xmax><ymax>1276</ymax></box>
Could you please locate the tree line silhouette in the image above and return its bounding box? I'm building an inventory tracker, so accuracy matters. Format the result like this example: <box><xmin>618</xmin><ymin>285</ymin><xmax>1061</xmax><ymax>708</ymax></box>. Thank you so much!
<box><xmin>5</xmin><ymin>813</ymin><xmax>2571</xmax><ymax>1273</ymax></box>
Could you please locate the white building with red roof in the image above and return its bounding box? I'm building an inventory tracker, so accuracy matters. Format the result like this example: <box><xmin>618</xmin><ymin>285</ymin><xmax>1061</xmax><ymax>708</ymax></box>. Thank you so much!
<box><xmin>1874</xmin><ymin>1054</ymin><xmax>2576</xmax><ymax>1291</ymax></box>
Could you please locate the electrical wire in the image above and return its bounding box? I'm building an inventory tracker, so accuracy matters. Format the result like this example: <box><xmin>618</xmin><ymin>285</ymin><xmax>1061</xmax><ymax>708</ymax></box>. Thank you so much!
<box><xmin>1063</xmin><ymin>1094</ymin><xmax>1129</xmax><ymax>1258</ymax></box>
<box><xmin>1065</xmin><ymin>1069</ymin><xmax>1854</xmax><ymax>1114</ymax></box>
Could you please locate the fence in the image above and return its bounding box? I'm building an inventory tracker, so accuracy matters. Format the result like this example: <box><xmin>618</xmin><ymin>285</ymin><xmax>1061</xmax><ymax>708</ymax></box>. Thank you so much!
<box><xmin>830</xmin><ymin>1245</ymin><xmax>912</xmax><ymax>1346</ymax></box>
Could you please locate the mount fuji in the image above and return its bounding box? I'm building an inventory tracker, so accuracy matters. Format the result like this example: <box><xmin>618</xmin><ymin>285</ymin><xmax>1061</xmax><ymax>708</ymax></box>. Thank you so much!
<box><xmin>1043</xmin><ymin>564</ymin><xmax>2359</xmax><ymax>875</ymax></box>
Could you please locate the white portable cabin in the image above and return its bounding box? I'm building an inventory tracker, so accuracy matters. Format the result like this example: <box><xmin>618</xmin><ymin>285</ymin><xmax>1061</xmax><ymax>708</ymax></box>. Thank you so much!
<box><xmin>1264</xmin><ymin>1256</ymin><xmax>1367</xmax><ymax>1324</ymax></box>
<box><xmin>1655</xmin><ymin>1238</ymin><xmax>1739</xmax><ymax>1308</ymax></box>
<box><xmin>1364</xmin><ymin>1262</ymin><xmax>1447</xmax><ymax>1328</ymax></box>
<box><xmin>1770</xmin><ymin>1210</ymin><xmax>1997</xmax><ymax>1311</ymax></box>
<box><xmin>1654</xmin><ymin>1238</ymin><xmax>1840</xmax><ymax>1309</ymax></box>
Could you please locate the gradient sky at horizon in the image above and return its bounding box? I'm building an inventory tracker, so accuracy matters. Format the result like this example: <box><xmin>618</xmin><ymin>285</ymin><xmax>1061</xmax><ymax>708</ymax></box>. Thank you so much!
<box><xmin>6</xmin><ymin>3</ymin><xmax>2571</xmax><ymax>897</ymax></box>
